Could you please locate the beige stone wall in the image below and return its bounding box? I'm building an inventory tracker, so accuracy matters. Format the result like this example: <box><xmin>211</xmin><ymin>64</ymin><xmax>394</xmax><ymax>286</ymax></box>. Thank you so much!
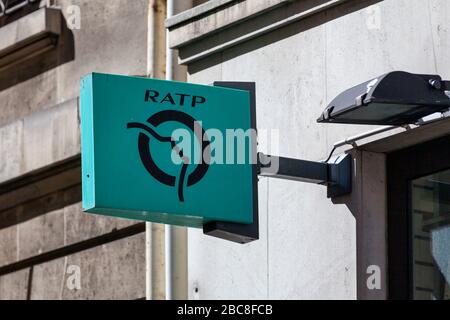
<box><xmin>0</xmin><ymin>0</ymin><xmax>152</xmax><ymax>300</ymax></box>
<box><xmin>168</xmin><ymin>0</ymin><xmax>450</xmax><ymax>299</ymax></box>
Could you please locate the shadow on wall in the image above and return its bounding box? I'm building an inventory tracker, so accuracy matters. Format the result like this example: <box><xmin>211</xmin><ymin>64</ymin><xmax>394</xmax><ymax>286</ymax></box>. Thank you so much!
<box><xmin>187</xmin><ymin>0</ymin><xmax>383</xmax><ymax>74</ymax></box>
<box><xmin>0</xmin><ymin>7</ymin><xmax>75</xmax><ymax>92</ymax></box>
<box><xmin>0</xmin><ymin>156</ymin><xmax>81</xmax><ymax>231</ymax></box>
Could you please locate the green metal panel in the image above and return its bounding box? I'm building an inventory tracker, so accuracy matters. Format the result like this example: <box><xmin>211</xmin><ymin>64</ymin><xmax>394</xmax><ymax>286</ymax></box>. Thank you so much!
<box><xmin>80</xmin><ymin>73</ymin><xmax>256</xmax><ymax>228</ymax></box>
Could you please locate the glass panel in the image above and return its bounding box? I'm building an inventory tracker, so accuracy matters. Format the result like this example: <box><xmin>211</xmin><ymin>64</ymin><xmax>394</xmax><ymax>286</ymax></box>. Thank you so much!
<box><xmin>411</xmin><ymin>169</ymin><xmax>450</xmax><ymax>300</ymax></box>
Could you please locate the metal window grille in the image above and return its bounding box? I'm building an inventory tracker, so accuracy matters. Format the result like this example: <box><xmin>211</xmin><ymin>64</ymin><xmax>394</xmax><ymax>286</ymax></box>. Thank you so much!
<box><xmin>0</xmin><ymin>0</ymin><xmax>40</xmax><ymax>17</ymax></box>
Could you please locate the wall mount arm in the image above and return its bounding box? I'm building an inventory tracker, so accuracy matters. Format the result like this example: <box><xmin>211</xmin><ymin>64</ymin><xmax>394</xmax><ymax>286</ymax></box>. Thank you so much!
<box><xmin>257</xmin><ymin>153</ymin><xmax>352</xmax><ymax>198</ymax></box>
<box><xmin>441</xmin><ymin>80</ymin><xmax>450</xmax><ymax>92</ymax></box>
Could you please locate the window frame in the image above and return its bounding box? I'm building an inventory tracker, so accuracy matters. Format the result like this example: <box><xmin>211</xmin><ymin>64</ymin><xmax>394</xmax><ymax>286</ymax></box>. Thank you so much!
<box><xmin>387</xmin><ymin>134</ymin><xmax>450</xmax><ymax>299</ymax></box>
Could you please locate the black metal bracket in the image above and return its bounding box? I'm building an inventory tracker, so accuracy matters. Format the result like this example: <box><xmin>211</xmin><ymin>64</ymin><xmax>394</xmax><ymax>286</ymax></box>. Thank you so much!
<box><xmin>258</xmin><ymin>153</ymin><xmax>352</xmax><ymax>198</ymax></box>
<box><xmin>431</xmin><ymin>79</ymin><xmax>450</xmax><ymax>91</ymax></box>
<box><xmin>202</xmin><ymin>81</ymin><xmax>352</xmax><ymax>245</ymax></box>
<box><xmin>203</xmin><ymin>81</ymin><xmax>259</xmax><ymax>245</ymax></box>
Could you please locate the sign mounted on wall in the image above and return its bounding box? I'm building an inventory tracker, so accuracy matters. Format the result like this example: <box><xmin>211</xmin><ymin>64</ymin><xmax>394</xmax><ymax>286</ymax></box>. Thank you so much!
<box><xmin>80</xmin><ymin>73</ymin><xmax>353</xmax><ymax>244</ymax></box>
<box><xmin>80</xmin><ymin>73</ymin><xmax>259</xmax><ymax>243</ymax></box>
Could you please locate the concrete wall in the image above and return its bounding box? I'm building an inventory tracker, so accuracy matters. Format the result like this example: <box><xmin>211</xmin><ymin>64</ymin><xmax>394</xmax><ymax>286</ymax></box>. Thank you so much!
<box><xmin>0</xmin><ymin>0</ymin><xmax>152</xmax><ymax>300</ymax></box>
<box><xmin>168</xmin><ymin>0</ymin><xmax>450</xmax><ymax>299</ymax></box>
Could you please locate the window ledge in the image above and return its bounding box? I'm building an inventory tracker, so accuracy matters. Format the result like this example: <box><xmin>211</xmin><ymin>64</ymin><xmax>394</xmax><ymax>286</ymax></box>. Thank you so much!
<box><xmin>0</xmin><ymin>7</ymin><xmax>61</xmax><ymax>72</ymax></box>
<box><xmin>165</xmin><ymin>0</ymin><xmax>236</xmax><ymax>29</ymax></box>
<box><xmin>166</xmin><ymin>0</ymin><xmax>355</xmax><ymax>65</ymax></box>
<box><xmin>166</xmin><ymin>0</ymin><xmax>291</xmax><ymax>49</ymax></box>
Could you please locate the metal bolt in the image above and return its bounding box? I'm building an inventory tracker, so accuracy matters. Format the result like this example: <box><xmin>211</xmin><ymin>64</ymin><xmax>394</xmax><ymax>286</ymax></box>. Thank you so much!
<box><xmin>429</xmin><ymin>79</ymin><xmax>442</xmax><ymax>90</ymax></box>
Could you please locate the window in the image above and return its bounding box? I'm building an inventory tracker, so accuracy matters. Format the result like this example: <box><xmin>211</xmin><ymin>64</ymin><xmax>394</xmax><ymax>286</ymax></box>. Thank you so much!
<box><xmin>0</xmin><ymin>2</ymin><xmax>68</xmax><ymax>91</ymax></box>
<box><xmin>411</xmin><ymin>171</ymin><xmax>450</xmax><ymax>299</ymax></box>
<box><xmin>388</xmin><ymin>134</ymin><xmax>450</xmax><ymax>300</ymax></box>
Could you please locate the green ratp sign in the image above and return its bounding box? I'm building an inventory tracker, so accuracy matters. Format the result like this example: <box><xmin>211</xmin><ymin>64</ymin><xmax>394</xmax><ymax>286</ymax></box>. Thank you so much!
<box><xmin>80</xmin><ymin>73</ymin><xmax>257</xmax><ymax>228</ymax></box>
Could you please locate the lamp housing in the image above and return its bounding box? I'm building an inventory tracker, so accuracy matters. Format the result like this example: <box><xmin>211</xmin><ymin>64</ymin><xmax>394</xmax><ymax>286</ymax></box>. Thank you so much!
<box><xmin>317</xmin><ymin>71</ymin><xmax>450</xmax><ymax>125</ymax></box>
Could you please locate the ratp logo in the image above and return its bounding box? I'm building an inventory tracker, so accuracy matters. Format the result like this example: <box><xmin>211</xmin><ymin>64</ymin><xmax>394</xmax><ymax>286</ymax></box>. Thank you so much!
<box><xmin>127</xmin><ymin>110</ymin><xmax>211</xmax><ymax>202</ymax></box>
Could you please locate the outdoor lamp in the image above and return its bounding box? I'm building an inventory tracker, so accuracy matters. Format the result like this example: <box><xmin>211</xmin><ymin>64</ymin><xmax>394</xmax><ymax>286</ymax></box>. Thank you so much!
<box><xmin>317</xmin><ymin>71</ymin><xmax>450</xmax><ymax>126</ymax></box>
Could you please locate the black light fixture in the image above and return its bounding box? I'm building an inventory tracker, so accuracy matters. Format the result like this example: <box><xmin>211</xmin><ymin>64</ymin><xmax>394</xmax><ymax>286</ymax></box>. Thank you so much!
<box><xmin>317</xmin><ymin>71</ymin><xmax>450</xmax><ymax>126</ymax></box>
<box><xmin>207</xmin><ymin>71</ymin><xmax>450</xmax><ymax>243</ymax></box>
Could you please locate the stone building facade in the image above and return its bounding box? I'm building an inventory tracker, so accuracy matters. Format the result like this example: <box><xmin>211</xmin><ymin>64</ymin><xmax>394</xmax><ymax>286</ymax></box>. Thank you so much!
<box><xmin>0</xmin><ymin>0</ymin><xmax>449</xmax><ymax>300</ymax></box>
<box><xmin>0</xmin><ymin>0</ymin><xmax>168</xmax><ymax>300</ymax></box>
<box><xmin>167</xmin><ymin>0</ymin><xmax>450</xmax><ymax>300</ymax></box>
